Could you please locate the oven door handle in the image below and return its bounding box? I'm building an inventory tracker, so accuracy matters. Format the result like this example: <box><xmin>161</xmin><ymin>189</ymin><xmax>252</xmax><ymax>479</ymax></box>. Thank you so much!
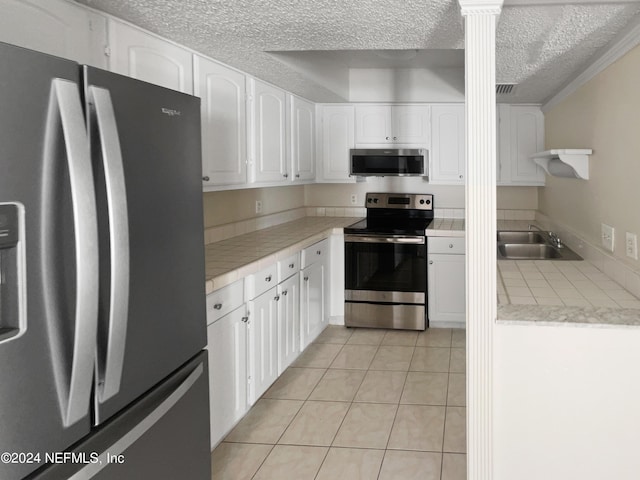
<box><xmin>344</xmin><ymin>235</ymin><xmax>425</xmax><ymax>245</ymax></box>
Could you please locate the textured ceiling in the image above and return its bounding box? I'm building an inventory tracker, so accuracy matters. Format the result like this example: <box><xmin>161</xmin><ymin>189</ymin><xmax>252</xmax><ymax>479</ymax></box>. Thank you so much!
<box><xmin>77</xmin><ymin>0</ymin><xmax>640</xmax><ymax>103</ymax></box>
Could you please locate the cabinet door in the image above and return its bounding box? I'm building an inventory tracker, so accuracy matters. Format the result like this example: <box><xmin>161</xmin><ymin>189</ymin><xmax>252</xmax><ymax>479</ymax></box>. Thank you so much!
<box><xmin>355</xmin><ymin>105</ymin><xmax>391</xmax><ymax>144</ymax></box>
<box><xmin>108</xmin><ymin>19</ymin><xmax>193</xmax><ymax>94</ymax></box>
<box><xmin>195</xmin><ymin>56</ymin><xmax>247</xmax><ymax>187</ymax></box>
<box><xmin>278</xmin><ymin>273</ymin><xmax>300</xmax><ymax>374</ymax></box>
<box><xmin>509</xmin><ymin>106</ymin><xmax>545</xmax><ymax>184</ymax></box>
<box><xmin>430</xmin><ymin>104</ymin><xmax>465</xmax><ymax>184</ymax></box>
<box><xmin>290</xmin><ymin>95</ymin><xmax>315</xmax><ymax>181</ymax></box>
<box><xmin>0</xmin><ymin>0</ymin><xmax>107</xmax><ymax>67</ymax></box>
<box><xmin>206</xmin><ymin>305</ymin><xmax>248</xmax><ymax>449</ymax></box>
<box><xmin>300</xmin><ymin>262</ymin><xmax>325</xmax><ymax>349</ymax></box>
<box><xmin>320</xmin><ymin>105</ymin><xmax>355</xmax><ymax>181</ymax></box>
<box><xmin>248</xmin><ymin>79</ymin><xmax>288</xmax><ymax>183</ymax></box>
<box><xmin>247</xmin><ymin>287</ymin><xmax>279</xmax><ymax>405</ymax></box>
<box><xmin>428</xmin><ymin>253</ymin><xmax>466</xmax><ymax>325</ymax></box>
<box><xmin>392</xmin><ymin>105</ymin><xmax>430</xmax><ymax>144</ymax></box>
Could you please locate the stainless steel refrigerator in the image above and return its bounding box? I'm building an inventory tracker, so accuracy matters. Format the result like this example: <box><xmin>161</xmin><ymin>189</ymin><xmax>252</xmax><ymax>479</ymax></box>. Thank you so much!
<box><xmin>0</xmin><ymin>42</ymin><xmax>210</xmax><ymax>479</ymax></box>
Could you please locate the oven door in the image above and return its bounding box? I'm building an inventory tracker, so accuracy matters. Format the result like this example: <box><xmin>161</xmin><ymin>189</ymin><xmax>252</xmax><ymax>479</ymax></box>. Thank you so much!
<box><xmin>344</xmin><ymin>234</ymin><xmax>426</xmax><ymax>301</ymax></box>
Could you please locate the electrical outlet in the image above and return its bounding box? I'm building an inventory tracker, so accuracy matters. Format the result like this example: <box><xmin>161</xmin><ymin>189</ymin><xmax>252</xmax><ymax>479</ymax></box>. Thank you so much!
<box><xmin>626</xmin><ymin>232</ymin><xmax>638</xmax><ymax>260</ymax></box>
<box><xmin>255</xmin><ymin>200</ymin><xmax>263</xmax><ymax>214</ymax></box>
<box><xmin>350</xmin><ymin>194</ymin><xmax>357</xmax><ymax>205</ymax></box>
<box><xmin>601</xmin><ymin>224</ymin><xmax>614</xmax><ymax>252</ymax></box>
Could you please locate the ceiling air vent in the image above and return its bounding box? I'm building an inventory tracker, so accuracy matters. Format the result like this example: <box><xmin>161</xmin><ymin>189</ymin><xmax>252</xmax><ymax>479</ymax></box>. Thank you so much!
<box><xmin>496</xmin><ymin>83</ymin><xmax>516</xmax><ymax>95</ymax></box>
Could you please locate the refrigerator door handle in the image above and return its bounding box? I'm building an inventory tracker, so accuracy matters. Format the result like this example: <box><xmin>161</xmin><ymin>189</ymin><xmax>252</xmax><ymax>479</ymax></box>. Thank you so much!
<box><xmin>88</xmin><ymin>86</ymin><xmax>130</xmax><ymax>403</ymax></box>
<box><xmin>45</xmin><ymin>79</ymin><xmax>99</xmax><ymax>427</ymax></box>
<box><xmin>68</xmin><ymin>362</ymin><xmax>204</xmax><ymax>480</ymax></box>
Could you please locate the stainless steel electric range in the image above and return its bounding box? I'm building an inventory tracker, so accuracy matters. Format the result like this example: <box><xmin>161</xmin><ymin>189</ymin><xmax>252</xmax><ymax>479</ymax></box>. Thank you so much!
<box><xmin>344</xmin><ymin>192</ymin><xmax>434</xmax><ymax>330</ymax></box>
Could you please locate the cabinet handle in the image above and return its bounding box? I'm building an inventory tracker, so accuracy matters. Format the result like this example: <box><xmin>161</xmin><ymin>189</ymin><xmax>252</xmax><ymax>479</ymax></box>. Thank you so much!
<box><xmin>241</xmin><ymin>316</ymin><xmax>248</xmax><ymax>323</ymax></box>
<box><xmin>265</xmin><ymin>275</ymin><xmax>272</xmax><ymax>282</ymax></box>
<box><xmin>304</xmin><ymin>276</ymin><xmax>309</xmax><ymax>282</ymax></box>
<box><xmin>393</xmin><ymin>136</ymin><xmax>397</xmax><ymax>140</ymax></box>
<box><xmin>429</xmin><ymin>260</ymin><xmax>434</xmax><ymax>265</ymax></box>
<box><xmin>213</xmin><ymin>303</ymin><xmax>222</xmax><ymax>310</ymax></box>
<box><xmin>283</xmin><ymin>173</ymin><xmax>289</xmax><ymax>178</ymax></box>
<box><xmin>459</xmin><ymin>175</ymin><xmax>463</xmax><ymax>179</ymax></box>
<box><xmin>202</xmin><ymin>176</ymin><xmax>210</xmax><ymax>182</ymax></box>
<box><xmin>295</xmin><ymin>174</ymin><xmax>300</xmax><ymax>178</ymax></box>
<box><xmin>274</xmin><ymin>295</ymin><xmax>280</xmax><ymax>301</ymax></box>
<box><xmin>449</xmin><ymin>244</ymin><xmax>454</xmax><ymax>248</ymax></box>
<box><xmin>289</xmin><ymin>263</ymin><xmax>295</xmax><ymax>268</ymax></box>
<box><xmin>316</xmin><ymin>250</ymin><xmax>321</xmax><ymax>255</ymax></box>
<box><xmin>282</xmin><ymin>290</ymin><xmax>288</xmax><ymax>296</ymax></box>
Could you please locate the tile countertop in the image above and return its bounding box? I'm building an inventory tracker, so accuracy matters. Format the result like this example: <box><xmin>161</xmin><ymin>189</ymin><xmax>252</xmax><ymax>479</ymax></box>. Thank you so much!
<box><xmin>204</xmin><ymin>216</ymin><xmax>361</xmax><ymax>293</ymax></box>
<box><xmin>496</xmin><ymin>221</ymin><xmax>640</xmax><ymax>326</ymax></box>
<box><xmin>426</xmin><ymin>218</ymin><xmax>465</xmax><ymax>237</ymax></box>
<box><xmin>205</xmin><ymin>215</ymin><xmax>465</xmax><ymax>293</ymax></box>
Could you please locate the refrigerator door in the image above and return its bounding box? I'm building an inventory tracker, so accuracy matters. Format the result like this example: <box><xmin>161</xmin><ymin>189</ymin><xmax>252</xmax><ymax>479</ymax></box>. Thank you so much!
<box><xmin>31</xmin><ymin>352</ymin><xmax>211</xmax><ymax>480</ymax></box>
<box><xmin>83</xmin><ymin>67</ymin><xmax>207</xmax><ymax>424</ymax></box>
<box><xmin>0</xmin><ymin>43</ymin><xmax>98</xmax><ymax>479</ymax></box>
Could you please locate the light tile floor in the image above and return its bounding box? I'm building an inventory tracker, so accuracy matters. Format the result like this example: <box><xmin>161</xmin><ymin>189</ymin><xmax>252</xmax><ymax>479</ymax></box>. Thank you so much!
<box><xmin>212</xmin><ymin>326</ymin><xmax>466</xmax><ymax>480</ymax></box>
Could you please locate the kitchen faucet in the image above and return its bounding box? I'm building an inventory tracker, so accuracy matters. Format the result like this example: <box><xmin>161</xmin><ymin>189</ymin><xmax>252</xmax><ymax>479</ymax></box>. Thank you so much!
<box><xmin>529</xmin><ymin>224</ymin><xmax>563</xmax><ymax>248</ymax></box>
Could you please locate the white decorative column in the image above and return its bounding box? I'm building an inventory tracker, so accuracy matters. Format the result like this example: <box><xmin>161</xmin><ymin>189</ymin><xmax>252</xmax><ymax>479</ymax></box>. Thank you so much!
<box><xmin>458</xmin><ymin>0</ymin><xmax>503</xmax><ymax>479</ymax></box>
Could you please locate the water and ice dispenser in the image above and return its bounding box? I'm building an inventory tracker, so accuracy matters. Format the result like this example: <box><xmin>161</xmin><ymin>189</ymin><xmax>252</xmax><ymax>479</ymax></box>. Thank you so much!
<box><xmin>0</xmin><ymin>203</ymin><xmax>24</xmax><ymax>342</ymax></box>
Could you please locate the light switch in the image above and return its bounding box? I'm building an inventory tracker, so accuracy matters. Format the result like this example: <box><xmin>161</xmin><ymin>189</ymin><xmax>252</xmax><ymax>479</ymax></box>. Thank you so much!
<box><xmin>601</xmin><ymin>224</ymin><xmax>614</xmax><ymax>252</ymax></box>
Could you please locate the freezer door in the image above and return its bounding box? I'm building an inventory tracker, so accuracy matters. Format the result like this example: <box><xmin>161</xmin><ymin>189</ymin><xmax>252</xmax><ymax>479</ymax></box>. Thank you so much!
<box><xmin>83</xmin><ymin>67</ymin><xmax>207</xmax><ymax>424</ymax></box>
<box><xmin>0</xmin><ymin>43</ymin><xmax>97</xmax><ymax>479</ymax></box>
<box><xmin>30</xmin><ymin>352</ymin><xmax>211</xmax><ymax>480</ymax></box>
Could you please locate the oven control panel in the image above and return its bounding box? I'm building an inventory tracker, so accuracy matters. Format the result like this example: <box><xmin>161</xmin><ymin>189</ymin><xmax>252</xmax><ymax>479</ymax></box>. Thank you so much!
<box><xmin>365</xmin><ymin>193</ymin><xmax>433</xmax><ymax>210</ymax></box>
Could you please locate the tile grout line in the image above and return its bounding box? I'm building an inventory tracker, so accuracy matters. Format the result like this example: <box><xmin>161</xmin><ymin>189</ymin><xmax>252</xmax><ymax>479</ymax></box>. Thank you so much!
<box><xmin>315</xmin><ymin>331</ymin><xmax>383</xmax><ymax>479</ymax></box>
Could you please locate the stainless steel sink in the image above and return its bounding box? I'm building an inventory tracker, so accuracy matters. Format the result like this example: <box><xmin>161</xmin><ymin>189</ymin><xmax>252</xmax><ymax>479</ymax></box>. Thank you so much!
<box><xmin>497</xmin><ymin>231</ymin><xmax>547</xmax><ymax>244</ymax></box>
<box><xmin>496</xmin><ymin>229</ymin><xmax>583</xmax><ymax>260</ymax></box>
<box><xmin>498</xmin><ymin>244</ymin><xmax>560</xmax><ymax>259</ymax></box>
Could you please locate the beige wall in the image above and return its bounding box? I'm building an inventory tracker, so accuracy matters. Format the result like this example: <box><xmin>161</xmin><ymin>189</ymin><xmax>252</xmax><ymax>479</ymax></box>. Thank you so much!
<box><xmin>540</xmin><ymin>44</ymin><xmax>640</xmax><ymax>268</ymax></box>
<box><xmin>203</xmin><ymin>182</ymin><xmax>538</xmax><ymax>228</ymax></box>
<box><xmin>305</xmin><ymin>181</ymin><xmax>538</xmax><ymax>210</ymax></box>
<box><xmin>202</xmin><ymin>186</ymin><xmax>304</xmax><ymax>228</ymax></box>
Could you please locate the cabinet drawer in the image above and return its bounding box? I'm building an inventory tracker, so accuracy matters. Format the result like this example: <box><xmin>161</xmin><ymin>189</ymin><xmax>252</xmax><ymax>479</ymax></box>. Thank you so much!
<box><xmin>278</xmin><ymin>252</ymin><xmax>300</xmax><ymax>282</ymax></box>
<box><xmin>301</xmin><ymin>238</ymin><xmax>329</xmax><ymax>269</ymax></box>
<box><xmin>428</xmin><ymin>237</ymin><xmax>465</xmax><ymax>254</ymax></box>
<box><xmin>245</xmin><ymin>263</ymin><xmax>278</xmax><ymax>301</ymax></box>
<box><xmin>206</xmin><ymin>279</ymin><xmax>244</xmax><ymax>325</ymax></box>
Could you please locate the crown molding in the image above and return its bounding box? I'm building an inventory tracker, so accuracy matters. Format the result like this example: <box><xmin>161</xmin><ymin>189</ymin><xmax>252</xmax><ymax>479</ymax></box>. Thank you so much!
<box><xmin>542</xmin><ymin>17</ymin><xmax>640</xmax><ymax>112</ymax></box>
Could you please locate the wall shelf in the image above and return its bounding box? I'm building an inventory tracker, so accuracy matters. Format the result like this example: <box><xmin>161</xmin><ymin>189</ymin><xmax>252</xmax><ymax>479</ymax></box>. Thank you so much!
<box><xmin>531</xmin><ymin>149</ymin><xmax>592</xmax><ymax>179</ymax></box>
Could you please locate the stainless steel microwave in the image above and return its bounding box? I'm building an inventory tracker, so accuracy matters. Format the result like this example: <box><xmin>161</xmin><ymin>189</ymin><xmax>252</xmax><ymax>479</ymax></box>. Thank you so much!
<box><xmin>350</xmin><ymin>148</ymin><xmax>428</xmax><ymax>177</ymax></box>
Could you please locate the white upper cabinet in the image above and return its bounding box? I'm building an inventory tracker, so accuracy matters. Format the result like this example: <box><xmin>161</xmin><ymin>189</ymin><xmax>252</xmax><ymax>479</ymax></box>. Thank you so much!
<box><xmin>498</xmin><ymin>105</ymin><xmax>545</xmax><ymax>185</ymax></box>
<box><xmin>108</xmin><ymin>19</ymin><xmax>193</xmax><ymax>94</ymax></box>
<box><xmin>0</xmin><ymin>0</ymin><xmax>107</xmax><ymax>67</ymax></box>
<box><xmin>392</xmin><ymin>105</ymin><xmax>431</xmax><ymax>144</ymax></box>
<box><xmin>430</xmin><ymin>104</ymin><xmax>465</xmax><ymax>185</ymax></box>
<box><xmin>247</xmin><ymin>78</ymin><xmax>288</xmax><ymax>183</ymax></box>
<box><xmin>355</xmin><ymin>105</ymin><xmax>430</xmax><ymax>145</ymax></box>
<box><xmin>355</xmin><ymin>105</ymin><xmax>391</xmax><ymax>144</ymax></box>
<box><xmin>319</xmin><ymin>105</ymin><xmax>355</xmax><ymax>182</ymax></box>
<box><xmin>194</xmin><ymin>56</ymin><xmax>247</xmax><ymax>187</ymax></box>
<box><xmin>289</xmin><ymin>95</ymin><xmax>315</xmax><ymax>181</ymax></box>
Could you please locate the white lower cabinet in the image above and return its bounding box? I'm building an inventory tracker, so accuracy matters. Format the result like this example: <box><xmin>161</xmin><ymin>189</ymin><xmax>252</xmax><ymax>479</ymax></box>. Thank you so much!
<box><xmin>427</xmin><ymin>237</ymin><xmax>466</xmax><ymax>328</ymax></box>
<box><xmin>277</xmin><ymin>273</ymin><xmax>300</xmax><ymax>374</ymax></box>
<box><xmin>247</xmin><ymin>287</ymin><xmax>279</xmax><ymax>406</ymax></box>
<box><xmin>300</xmin><ymin>261</ymin><xmax>326</xmax><ymax>349</ymax></box>
<box><xmin>206</xmin><ymin>304</ymin><xmax>248</xmax><ymax>449</ymax></box>
<box><xmin>206</xmin><ymin>238</ymin><xmax>332</xmax><ymax>448</ymax></box>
